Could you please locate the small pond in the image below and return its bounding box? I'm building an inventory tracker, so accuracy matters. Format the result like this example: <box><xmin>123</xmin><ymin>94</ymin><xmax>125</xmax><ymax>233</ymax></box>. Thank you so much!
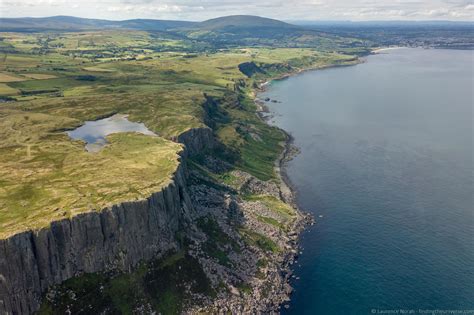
<box><xmin>67</xmin><ymin>114</ymin><xmax>156</xmax><ymax>152</ymax></box>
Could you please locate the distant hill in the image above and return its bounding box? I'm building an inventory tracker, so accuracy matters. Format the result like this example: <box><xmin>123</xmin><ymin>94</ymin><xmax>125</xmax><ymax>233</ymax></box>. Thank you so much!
<box><xmin>0</xmin><ymin>15</ymin><xmax>295</xmax><ymax>32</ymax></box>
<box><xmin>0</xmin><ymin>15</ymin><xmax>195</xmax><ymax>32</ymax></box>
<box><xmin>179</xmin><ymin>15</ymin><xmax>350</xmax><ymax>49</ymax></box>
<box><xmin>0</xmin><ymin>15</ymin><xmax>367</xmax><ymax>50</ymax></box>
<box><xmin>195</xmin><ymin>15</ymin><xmax>296</xmax><ymax>30</ymax></box>
<box><xmin>119</xmin><ymin>19</ymin><xmax>196</xmax><ymax>31</ymax></box>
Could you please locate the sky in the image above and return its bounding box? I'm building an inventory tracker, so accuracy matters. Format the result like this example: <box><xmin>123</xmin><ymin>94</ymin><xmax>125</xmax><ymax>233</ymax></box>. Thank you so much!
<box><xmin>1</xmin><ymin>0</ymin><xmax>473</xmax><ymax>21</ymax></box>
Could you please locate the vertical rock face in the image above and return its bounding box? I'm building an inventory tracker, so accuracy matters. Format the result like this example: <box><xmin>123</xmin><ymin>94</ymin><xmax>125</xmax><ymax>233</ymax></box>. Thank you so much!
<box><xmin>177</xmin><ymin>127</ymin><xmax>215</xmax><ymax>157</ymax></box>
<box><xmin>0</xmin><ymin>163</ymin><xmax>194</xmax><ymax>315</ymax></box>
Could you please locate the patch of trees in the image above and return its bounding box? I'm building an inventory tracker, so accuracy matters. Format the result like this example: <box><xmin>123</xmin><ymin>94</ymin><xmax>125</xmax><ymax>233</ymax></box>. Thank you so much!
<box><xmin>238</xmin><ymin>62</ymin><xmax>265</xmax><ymax>78</ymax></box>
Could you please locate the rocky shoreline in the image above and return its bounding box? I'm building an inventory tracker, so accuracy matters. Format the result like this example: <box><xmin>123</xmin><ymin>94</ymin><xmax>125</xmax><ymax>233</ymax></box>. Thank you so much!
<box><xmin>253</xmin><ymin>79</ymin><xmax>314</xmax><ymax>312</ymax></box>
<box><xmin>178</xmin><ymin>132</ymin><xmax>312</xmax><ymax>313</ymax></box>
<box><xmin>198</xmin><ymin>52</ymin><xmax>375</xmax><ymax>313</ymax></box>
<box><xmin>178</xmin><ymin>73</ymin><xmax>316</xmax><ymax>313</ymax></box>
<box><xmin>239</xmin><ymin>60</ymin><xmax>364</xmax><ymax>311</ymax></box>
<box><xmin>188</xmin><ymin>62</ymin><xmax>368</xmax><ymax>313</ymax></box>
<box><xmin>0</xmin><ymin>59</ymin><xmax>358</xmax><ymax>315</ymax></box>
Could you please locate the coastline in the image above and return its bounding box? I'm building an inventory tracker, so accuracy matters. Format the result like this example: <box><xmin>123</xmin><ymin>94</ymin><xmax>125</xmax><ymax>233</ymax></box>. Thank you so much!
<box><xmin>249</xmin><ymin>46</ymin><xmax>474</xmax><ymax>314</ymax></box>
<box><xmin>255</xmin><ymin>56</ymin><xmax>364</xmax><ymax>202</ymax></box>
<box><xmin>258</xmin><ymin>59</ymin><xmax>362</xmax><ymax>90</ymax></box>
<box><xmin>250</xmin><ymin>59</ymin><xmax>364</xmax><ymax>310</ymax></box>
<box><xmin>253</xmin><ymin>47</ymin><xmax>470</xmax><ymax>312</ymax></box>
<box><xmin>273</xmin><ymin>130</ymin><xmax>314</xmax><ymax>311</ymax></box>
<box><xmin>372</xmin><ymin>46</ymin><xmax>406</xmax><ymax>54</ymax></box>
<box><xmin>0</xmin><ymin>60</ymin><xmax>358</xmax><ymax>314</ymax></box>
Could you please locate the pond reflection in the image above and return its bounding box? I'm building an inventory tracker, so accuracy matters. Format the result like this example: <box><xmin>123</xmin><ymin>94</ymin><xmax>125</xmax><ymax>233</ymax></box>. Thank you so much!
<box><xmin>67</xmin><ymin>114</ymin><xmax>156</xmax><ymax>152</ymax></box>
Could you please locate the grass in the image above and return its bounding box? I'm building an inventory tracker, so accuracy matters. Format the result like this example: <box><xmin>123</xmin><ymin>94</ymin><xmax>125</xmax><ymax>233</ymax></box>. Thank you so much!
<box><xmin>83</xmin><ymin>66</ymin><xmax>116</xmax><ymax>72</ymax></box>
<box><xmin>0</xmin><ymin>30</ymin><xmax>357</xmax><ymax>239</ymax></box>
<box><xmin>38</xmin><ymin>251</ymin><xmax>214</xmax><ymax>315</ymax></box>
<box><xmin>241</xmin><ymin>194</ymin><xmax>298</xmax><ymax>231</ymax></box>
<box><xmin>20</xmin><ymin>73</ymin><xmax>57</xmax><ymax>80</ymax></box>
<box><xmin>0</xmin><ymin>121</ymin><xmax>182</xmax><ymax>238</ymax></box>
<box><xmin>257</xmin><ymin>215</ymin><xmax>285</xmax><ymax>230</ymax></box>
<box><xmin>0</xmin><ymin>72</ymin><xmax>26</xmax><ymax>82</ymax></box>
<box><xmin>239</xmin><ymin>228</ymin><xmax>280</xmax><ymax>253</ymax></box>
<box><xmin>243</xmin><ymin>194</ymin><xmax>296</xmax><ymax>218</ymax></box>
<box><xmin>0</xmin><ymin>83</ymin><xmax>18</xmax><ymax>95</ymax></box>
<box><xmin>0</xmin><ymin>26</ymin><xmax>366</xmax><ymax>314</ymax></box>
<box><xmin>237</xmin><ymin>282</ymin><xmax>252</xmax><ymax>295</ymax></box>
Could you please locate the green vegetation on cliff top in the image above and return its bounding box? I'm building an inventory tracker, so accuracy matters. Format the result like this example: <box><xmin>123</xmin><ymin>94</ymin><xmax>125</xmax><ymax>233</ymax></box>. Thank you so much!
<box><xmin>0</xmin><ymin>28</ymin><xmax>359</xmax><ymax>238</ymax></box>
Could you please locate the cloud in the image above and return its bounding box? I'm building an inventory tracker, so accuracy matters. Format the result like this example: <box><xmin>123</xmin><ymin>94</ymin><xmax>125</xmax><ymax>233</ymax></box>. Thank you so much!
<box><xmin>107</xmin><ymin>4</ymin><xmax>184</xmax><ymax>14</ymax></box>
<box><xmin>1</xmin><ymin>0</ymin><xmax>67</xmax><ymax>7</ymax></box>
<box><xmin>0</xmin><ymin>0</ymin><xmax>473</xmax><ymax>21</ymax></box>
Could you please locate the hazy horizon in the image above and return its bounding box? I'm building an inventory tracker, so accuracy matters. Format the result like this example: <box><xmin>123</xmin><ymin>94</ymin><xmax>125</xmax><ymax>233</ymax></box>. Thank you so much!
<box><xmin>1</xmin><ymin>0</ymin><xmax>473</xmax><ymax>22</ymax></box>
<box><xmin>2</xmin><ymin>14</ymin><xmax>474</xmax><ymax>24</ymax></box>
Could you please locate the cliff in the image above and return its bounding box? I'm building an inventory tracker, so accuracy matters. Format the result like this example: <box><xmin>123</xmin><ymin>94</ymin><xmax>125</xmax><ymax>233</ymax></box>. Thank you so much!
<box><xmin>0</xmin><ymin>161</ymin><xmax>194</xmax><ymax>315</ymax></box>
<box><xmin>177</xmin><ymin>127</ymin><xmax>215</xmax><ymax>157</ymax></box>
<box><xmin>0</xmin><ymin>97</ymin><xmax>303</xmax><ymax>314</ymax></box>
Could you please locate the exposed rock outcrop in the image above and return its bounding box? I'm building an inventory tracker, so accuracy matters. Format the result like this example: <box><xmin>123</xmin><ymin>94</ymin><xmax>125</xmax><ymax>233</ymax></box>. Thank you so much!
<box><xmin>0</xmin><ymin>163</ymin><xmax>193</xmax><ymax>315</ymax></box>
<box><xmin>0</xmin><ymin>104</ymin><xmax>220</xmax><ymax>315</ymax></box>
<box><xmin>185</xmin><ymin>167</ymin><xmax>308</xmax><ymax>314</ymax></box>
<box><xmin>0</xmin><ymin>90</ymin><xmax>306</xmax><ymax>314</ymax></box>
<box><xmin>177</xmin><ymin>127</ymin><xmax>215</xmax><ymax>157</ymax></box>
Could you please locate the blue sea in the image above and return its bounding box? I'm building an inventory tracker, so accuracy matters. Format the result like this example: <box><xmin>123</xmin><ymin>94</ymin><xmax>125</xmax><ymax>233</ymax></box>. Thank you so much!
<box><xmin>261</xmin><ymin>48</ymin><xmax>474</xmax><ymax>314</ymax></box>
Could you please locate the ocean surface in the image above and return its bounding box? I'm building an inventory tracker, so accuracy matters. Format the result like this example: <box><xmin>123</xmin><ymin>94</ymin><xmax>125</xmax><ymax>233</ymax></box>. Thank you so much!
<box><xmin>260</xmin><ymin>48</ymin><xmax>473</xmax><ymax>314</ymax></box>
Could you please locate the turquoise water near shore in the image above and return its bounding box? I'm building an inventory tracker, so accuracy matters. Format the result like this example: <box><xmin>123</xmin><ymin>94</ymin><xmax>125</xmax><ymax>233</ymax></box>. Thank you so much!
<box><xmin>261</xmin><ymin>48</ymin><xmax>473</xmax><ymax>314</ymax></box>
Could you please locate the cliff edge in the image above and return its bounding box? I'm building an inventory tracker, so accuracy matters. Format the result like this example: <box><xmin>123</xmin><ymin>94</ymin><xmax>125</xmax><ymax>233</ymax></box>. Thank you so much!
<box><xmin>0</xmin><ymin>160</ymin><xmax>193</xmax><ymax>314</ymax></box>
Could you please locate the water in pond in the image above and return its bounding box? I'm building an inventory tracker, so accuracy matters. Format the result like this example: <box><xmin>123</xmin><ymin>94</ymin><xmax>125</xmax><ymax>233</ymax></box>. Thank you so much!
<box><xmin>260</xmin><ymin>48</ymin><xmax>473</xmax><ymax>314</ymax></box>
<box><xmin>67</xmin><ymin>114</ymin><xmax>155</xmax><ymax>152</ymax></box>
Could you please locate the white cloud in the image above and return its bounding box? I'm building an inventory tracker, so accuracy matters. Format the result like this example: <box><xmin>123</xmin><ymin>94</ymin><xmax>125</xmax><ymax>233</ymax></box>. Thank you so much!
<box><xmin>1</xmin><ymin>0</ymin><xmax>67</xmax><ymax>7</ymax></box>
<box><xmin>107</xmin><ymin>4</ymin><xmax>183</xmax><ymax>13</ymax></box>
<box><xmin>0</xmin><ymin>0</ymin><xmax>473</xmax><ymax>21</ymax></box>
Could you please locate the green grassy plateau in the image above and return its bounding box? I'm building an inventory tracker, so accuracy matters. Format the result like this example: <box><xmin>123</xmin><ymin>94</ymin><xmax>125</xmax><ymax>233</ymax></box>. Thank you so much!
<box><xmin>0</xmin><ymin>29</ymin><xmax>358</xmax><ymax>238</ymax></box>
<box><xmin>0</xmin><ymin>15</ymin><xmax>369</xmax><ymax>314</ymax></box>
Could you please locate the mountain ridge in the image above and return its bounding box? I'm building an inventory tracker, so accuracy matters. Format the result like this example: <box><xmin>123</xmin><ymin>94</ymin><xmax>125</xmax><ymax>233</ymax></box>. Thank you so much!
<box><xmin>0</xmin><ymin>15</ymin><xmax>300</xmax><ymax>32</ymax></box>
<box><xmin>196</xmin><ymin>15</ymin><xmax>297</xmax><ymax>30</ymax></box>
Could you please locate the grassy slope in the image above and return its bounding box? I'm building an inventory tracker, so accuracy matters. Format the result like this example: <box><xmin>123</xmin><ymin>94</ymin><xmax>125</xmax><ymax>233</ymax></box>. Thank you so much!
<box><xmin>0</xmin><ymin>31</ymin><xmax>358</xmax><ymax>238</ymax></box>
<box><xmin>0</xmin><ymin>123</ymin><xmax>181</xmax><ymax>238</ymax></box>
<box><xmin>0</xmin><ymin>29</ymin><xmax>364</xmax><ymax>312</ymax></box>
